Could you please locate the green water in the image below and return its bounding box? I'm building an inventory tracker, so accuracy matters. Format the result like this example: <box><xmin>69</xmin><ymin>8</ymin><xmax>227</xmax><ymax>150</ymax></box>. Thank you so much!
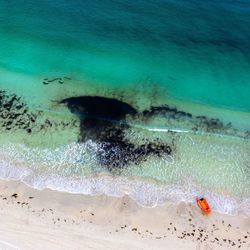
<box><xmin>0</xmin><ymin>0</ymin><xmax>249</xmax><ymax>214</ymax></box>
<box><xmin>1</xmin><ymin>0</ymin><xmax>250</xmax><ymax>111</ymax></box>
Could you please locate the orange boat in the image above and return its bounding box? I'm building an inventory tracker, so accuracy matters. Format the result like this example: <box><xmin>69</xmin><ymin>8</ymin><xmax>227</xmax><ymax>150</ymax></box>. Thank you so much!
<box><xmin>196</xmin><ymin>197</ymin><xmax>211</xmax><ymax>215</ymax></box>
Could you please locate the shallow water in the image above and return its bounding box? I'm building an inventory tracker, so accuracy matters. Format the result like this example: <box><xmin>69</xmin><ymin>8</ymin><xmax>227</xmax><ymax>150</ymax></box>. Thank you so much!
<box><xmin>0</xmin><ymin>0</ymin><xmax>250</xmax><ymax>215</ymax></box>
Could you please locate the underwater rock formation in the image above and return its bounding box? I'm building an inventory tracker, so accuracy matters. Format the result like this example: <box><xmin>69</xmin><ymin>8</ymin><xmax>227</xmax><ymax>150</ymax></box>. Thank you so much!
<box><xmin>60</xmin><ymin>96</ymin><xmax>137</xmax><ymax>121</ymax></box>
<box><xmin>0</xmin><ymin>90</ymin><xmax>77</xmax><ymax>134</ymax></box>
<box><xmin>61</xmin><ymin>96</ymin><xmax>172</xmax><ymax>171</ymax></box>
<box><xmin>0</xmin><ymin>90</ymin><xmax>37</xmax><ymax>133</ymax></box>
<box><xmin>142</xmin><ymin>105</ymin><xmax>235</xmax><ymax>134</ymax></box>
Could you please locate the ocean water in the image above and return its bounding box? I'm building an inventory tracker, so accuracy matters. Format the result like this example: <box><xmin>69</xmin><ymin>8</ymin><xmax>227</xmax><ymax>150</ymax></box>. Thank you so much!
<box><xmin>0</xmin><ymin>0</ymin><xmax>250</xmax><ymax>215</ymax></box>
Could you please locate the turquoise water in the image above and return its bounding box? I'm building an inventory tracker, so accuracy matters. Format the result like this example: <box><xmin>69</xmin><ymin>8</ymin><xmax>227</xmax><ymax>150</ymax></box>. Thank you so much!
<box><xmin>1</xmin><ymin>0</ymin><xmax>250</xmax><ymax>110</ymax></box>
<box><xmin>0</xmin><ymin>0</ymin><xmax>250</xmax><ymax>215</ymax></box>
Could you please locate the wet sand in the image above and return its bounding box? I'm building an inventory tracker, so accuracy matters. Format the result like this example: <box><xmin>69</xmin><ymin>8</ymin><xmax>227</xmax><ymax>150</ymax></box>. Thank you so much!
<box><xmin>0</xmin><ymin>180</ymin><xmax>249</xmax><ymax>250</ymax></box>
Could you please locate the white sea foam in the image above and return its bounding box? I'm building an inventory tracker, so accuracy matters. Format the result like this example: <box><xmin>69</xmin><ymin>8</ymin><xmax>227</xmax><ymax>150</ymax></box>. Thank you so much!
<box><xmin>0</xmin><ymin>157</ymin><xmax>249</xmax><ymax>216</ymax></box>
<box><xmin>0</xmin><ymin>131</ymin><xmax>249</xmax><ymax>217</ymax></box>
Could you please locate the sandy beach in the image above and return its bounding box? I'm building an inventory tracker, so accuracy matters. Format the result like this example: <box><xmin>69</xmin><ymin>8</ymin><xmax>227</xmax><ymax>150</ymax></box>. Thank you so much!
<box><xmin>1</xmin><ymin>0</ymin><xmax>250</xmax><ymax>249</ymax></box>
<box><xmin>0</xmin><ymin>180</ymin><xmax>249</xmax><ymax>250</ymax></box>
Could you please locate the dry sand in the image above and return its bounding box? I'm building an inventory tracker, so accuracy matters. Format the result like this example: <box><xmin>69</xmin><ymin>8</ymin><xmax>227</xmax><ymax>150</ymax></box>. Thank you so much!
<box><xmin>0</xmin><ymin>180</ymin><xmax>249</xmax><ymax>250</ymax></box>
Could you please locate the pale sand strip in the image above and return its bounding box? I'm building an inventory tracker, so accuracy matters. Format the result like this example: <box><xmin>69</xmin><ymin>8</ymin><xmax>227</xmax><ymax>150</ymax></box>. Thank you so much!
<box><xmin>0</xmin><ymin>239</ymin><xmax>20</xmax><ymax>250</ymax></box>
<box><xmin>0</xmin><ymin>180</ymin><xmax>249</xmax><ymax>250</ymax></box>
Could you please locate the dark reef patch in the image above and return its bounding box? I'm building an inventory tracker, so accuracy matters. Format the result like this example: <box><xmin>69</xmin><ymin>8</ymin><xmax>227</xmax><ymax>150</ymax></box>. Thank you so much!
<box><xmin>60</xmin><ymin>96</ymin><xmax>172</xmax><ymax>171</ymax></box>
<box><xmin>42</xmin><ymin>76</ymin><xmax>71</xmax><ymax>85</ymax></box>
<box><xmin>0</xmin><ymin>90</ymin><xmax>77</xmax><ymax>134</ymax></box>
<box><xmin>60</xmin><ymin>96</ymin><xmax>137</xmax><ymax>121</ymax></box>
<box><xmin>1</xmin><ymin>86</ymin><xmax>247</xmax><ymax>172</ymax></box>
<box><xmin>142</xmin><ymin>105</ymin><xmax>237</xmax><ymax>135</ymax></box>
<box><xmin>93</xmin><ymin>123</ymin><xmax>172</xmax><ymax>170</ymax></box>
<box><xmin>0</xmin><ymin>90</ymin><xmax>37</xmax><ymax>133</ymax></box>
<box><xmin>142</xmin><ymin>105</ymin><xmax>192</xmax><ymax>119</ymax></box>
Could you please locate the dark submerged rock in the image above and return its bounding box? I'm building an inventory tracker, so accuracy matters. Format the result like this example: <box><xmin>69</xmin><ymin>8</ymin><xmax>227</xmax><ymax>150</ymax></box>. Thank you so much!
<box><xmin>42</xmin><ymin>77</ymin><xmax>64</xmax><ymax>85</ymax></box>
<box><xmin>142</xmin><ymin>105</ymin><xmax>235</xmax><ymax>134</ymax></box>
<box><xmin>97</xmin><ymin>125</ymin><xmax>172</xmax><ymax>170</ymax></box>
<box><xmin>0</xmin><ymin>90</ymin><xmax>77</xmax><ymax>134</ymax></box>
<box><xmin>61</xmin><ymin>96</ymin><xmax>172</xmax><ymax>171</ymax></box>
<box><xmin>142</xmin><ymin>105</ymin><xmax>192</xmax><ymax>119</ymax></box>
<box><xmin>60</xmin><ymin>96</ymin><xmax>137</xmax><ymax>121</ymax></box>
<box><xmin>0</xmin><ymin>90</ymin><xmax>37</xmax><ymax>133</ymax></box>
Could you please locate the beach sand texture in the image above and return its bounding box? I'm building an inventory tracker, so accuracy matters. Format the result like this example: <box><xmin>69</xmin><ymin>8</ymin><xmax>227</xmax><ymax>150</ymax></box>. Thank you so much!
<box><xmin>0</xmin><ymin>180</ymin><xmax>249</xmax><ymax>250</ymax></box>
<box><xmin>1</xmin><ymin>1</ymin><xmax>250</xmax><ymax>249</ymax></box>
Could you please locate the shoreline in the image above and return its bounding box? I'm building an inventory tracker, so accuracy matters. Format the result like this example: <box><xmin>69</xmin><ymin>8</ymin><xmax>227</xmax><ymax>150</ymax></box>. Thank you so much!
<box><xmin>1</xmin><ymin>170</ymin><xmax>249</xmax><ymax>216</ymax></box>
<box><xmin>0</xmin><ymin>180</ymin><xmax>249</xmax><ymax>250</ymax></box>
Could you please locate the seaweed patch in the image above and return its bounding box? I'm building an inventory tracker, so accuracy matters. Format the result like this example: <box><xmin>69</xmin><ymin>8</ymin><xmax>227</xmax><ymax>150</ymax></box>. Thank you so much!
<box><xmin>42</xmin><ymin>76</ymin><xmax>71</xmax><ymax>85</ymax></box>
<box><xmin>141</xmin><ymin>105</ymin><xmax>241</xmax><ymax>136</ymax></box>
<box><xmin>142</xmin><ymin>105</ymin><xmax>192</xmax><ymax>119</ymax></box>
<box><xmin>0</xmin><ymin>90</ymin><xmax>37</xmax><ymax>133</ymax></box>
<box><xmin>0</xmin><ymin>90</ymin><xmax>77</xmax><ymax>134</ymax></box>
<box><xmin>60</xmin><ymin>96</ymin><xmax>173</xmax><ymax>171</ymax></box>
<box><xmin>60</xmin><ymin>96</ymin><xmax>137</xmax><ymax>121</ymax></box>
<box><xmin>97</xmin><ymin>127</ymin><xmax>172</xmax><ymax>170</ymax></box>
